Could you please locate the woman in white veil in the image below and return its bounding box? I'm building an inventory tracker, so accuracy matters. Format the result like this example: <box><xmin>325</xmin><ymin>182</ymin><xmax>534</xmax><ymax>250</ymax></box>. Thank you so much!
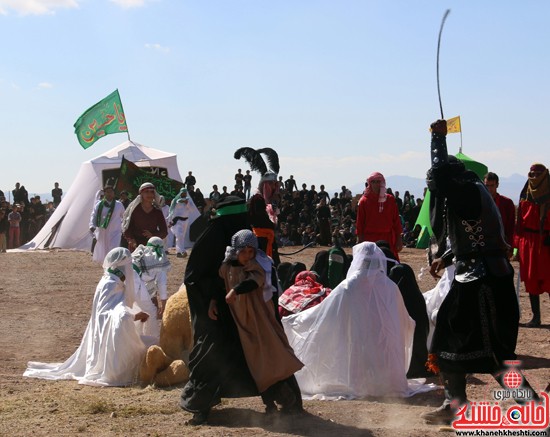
<box><xmin>282</xmin><ymin>242</ymin><xmax>435</xmax><ymax>399</ymax></box>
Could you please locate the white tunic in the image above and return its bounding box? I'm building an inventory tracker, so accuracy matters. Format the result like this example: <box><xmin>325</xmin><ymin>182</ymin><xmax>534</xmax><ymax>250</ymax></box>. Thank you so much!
<box><xmin>90</xmin><ymin>200</ymin><xmax>125</xmax><ymax>263</ymax></box>
<box><xmin>23</xmin><ymin>272</ymin><xmax>147</xmax><ymax>386</ymax></box>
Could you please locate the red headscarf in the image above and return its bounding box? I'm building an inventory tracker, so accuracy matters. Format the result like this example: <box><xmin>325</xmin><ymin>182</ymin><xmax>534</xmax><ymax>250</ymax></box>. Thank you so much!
<box><xmin>365</xmin><ymin>172</ymin><xmax>387</xmax><ymax>212</ymax></box>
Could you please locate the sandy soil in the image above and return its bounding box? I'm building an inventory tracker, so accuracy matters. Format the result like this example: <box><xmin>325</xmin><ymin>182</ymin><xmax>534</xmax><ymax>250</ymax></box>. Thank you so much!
<box><xmin>1</xmin><ymin>247</ymin><xmax>549</xmax><ymax>436</ymax></box>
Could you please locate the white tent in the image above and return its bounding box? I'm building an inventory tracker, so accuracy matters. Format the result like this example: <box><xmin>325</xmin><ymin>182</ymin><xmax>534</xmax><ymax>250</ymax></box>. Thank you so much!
<box><xmin>22</xmin><ymin>141</ymin><xmax>183</xmax><ymax>251</ymax></box>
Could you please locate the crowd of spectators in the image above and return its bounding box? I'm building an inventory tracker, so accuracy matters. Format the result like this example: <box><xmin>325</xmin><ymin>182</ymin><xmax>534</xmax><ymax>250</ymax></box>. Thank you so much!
<box><xmin>197</xmin><ymin>173</ymin><xmax>426</xmax><ymax>249</ymax></box>
<box><xmin>1</xmin><ymin>173</ymin><xmax>426</xmax><ymax>252</ymax></box>
<box><xmin>0</xmin><ymin>183</ymin><xmax>57</xmax><ymax>250</ymax></box>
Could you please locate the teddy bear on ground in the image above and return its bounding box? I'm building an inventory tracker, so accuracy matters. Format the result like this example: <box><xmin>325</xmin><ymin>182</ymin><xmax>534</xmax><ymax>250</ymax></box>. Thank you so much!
<box><xmin>139</xmin><ymin>284</ymin><xmax>193</xmax><ymax>387</ymax></box>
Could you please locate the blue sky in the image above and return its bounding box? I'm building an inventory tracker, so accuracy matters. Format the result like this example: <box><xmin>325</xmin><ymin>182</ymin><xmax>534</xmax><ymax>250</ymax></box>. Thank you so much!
<box><xmin>1</xmin><ymin>0</ymin><xmax>548</xmax><ymax>200</ymax></box>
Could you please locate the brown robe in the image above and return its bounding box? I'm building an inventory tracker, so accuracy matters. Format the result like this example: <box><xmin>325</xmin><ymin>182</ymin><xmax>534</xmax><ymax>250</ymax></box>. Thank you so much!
<box><xmin>219</xmin><ymin>259</ymin><xmax>303</xmax><ymax>393</ymax></box>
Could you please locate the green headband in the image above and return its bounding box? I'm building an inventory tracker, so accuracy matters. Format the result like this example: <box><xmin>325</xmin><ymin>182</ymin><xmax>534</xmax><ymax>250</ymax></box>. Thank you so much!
<box><xmin>146</xmin><ymin>242</ymin><xmax>164</xmax><ymax>258</ymax></box>
<box><xmin>216</xmin><ymin>203</ymin><xmax>248</xmax><ymax>216</ymax></box>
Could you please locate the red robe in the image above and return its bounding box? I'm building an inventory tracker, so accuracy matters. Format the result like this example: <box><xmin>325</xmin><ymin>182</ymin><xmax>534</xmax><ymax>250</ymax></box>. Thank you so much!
<box><xmin>356</xmin><ymin>192</ymin><xmax>402</xmax><ymax>258</ymax></box>
<box><xmin>493</xmin><ymin>193</ymin><xmax>516</xmax><ymax>246</ymax></box>
<box><xmin>514</xmin><ymin>200</ymin><xmax>550</xmax><ymax>295</ymax></box>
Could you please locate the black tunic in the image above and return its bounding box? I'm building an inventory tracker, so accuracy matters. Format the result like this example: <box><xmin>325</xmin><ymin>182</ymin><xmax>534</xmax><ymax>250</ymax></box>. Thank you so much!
<box><xmin>180</xmin><ymin>198</ymin><xmax>258</xmax><ymax>413</ymax></box>
<box><xmin>428</xmin><ymin>132</ymin><xmax>519</xmax><ymax>374</ymax></box>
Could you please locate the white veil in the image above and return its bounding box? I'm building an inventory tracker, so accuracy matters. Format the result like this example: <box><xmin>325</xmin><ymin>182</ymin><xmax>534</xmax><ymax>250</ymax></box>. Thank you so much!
<box><xmin>282</xmin><ymin>242</ymin><xmax>436</xmax><ymax>399</ymax></box>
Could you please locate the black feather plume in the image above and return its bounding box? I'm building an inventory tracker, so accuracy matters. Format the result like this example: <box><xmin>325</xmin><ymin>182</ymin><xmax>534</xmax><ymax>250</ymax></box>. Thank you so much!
<box><xmin>257</xmin><ymin>148</ymin><xmax>280</xmax><ymax>174</ymax></box>
<box><xmin>234</xmin><ymin>147</ymin><xmax>268</xmax><ymax>175</ymax></box>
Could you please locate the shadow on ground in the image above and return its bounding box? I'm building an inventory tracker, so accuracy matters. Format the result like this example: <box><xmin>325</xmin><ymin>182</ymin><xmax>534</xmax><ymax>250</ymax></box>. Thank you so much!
<box><xmin>207</xmin><ymin>407</ymin><xmax>374</xmax><ymax>436</ymax></box>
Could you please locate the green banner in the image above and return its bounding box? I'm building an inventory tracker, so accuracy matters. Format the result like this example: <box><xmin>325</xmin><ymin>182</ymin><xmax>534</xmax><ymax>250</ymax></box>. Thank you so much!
<box><xmin>114</xmin><ymin>156</ymin><xmax>184</xmax><ymax>202</ymax></box>
<box><xmin>74</xmin><ymin>90</ymin><xmax>128</xmax><ymax>149</ymax></box>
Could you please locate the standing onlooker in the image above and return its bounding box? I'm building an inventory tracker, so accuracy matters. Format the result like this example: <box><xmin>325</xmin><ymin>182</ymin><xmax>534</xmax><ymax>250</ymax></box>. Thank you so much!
<box><xmin>45</xmin><ymin>201</ymin><xmax>56</xmax><ymax>220</ymax></box>
<box><xmin>317</xmin><ymin>185</ymin><xmax>330</xmax><ymax>203</ymax></box>
<box><xmin>355</xmin><ymin>172</ymin><xmax>403</xmax><ymax>259</ymax></box>
<box><xmin>284</xmin><ymin>175</ymin><xmax>298</xmax><ymax>193</ymax></box>
<box><xmin>122</xmin><ymin>183</ymin><xmax>168</xmax><ymax>252</ymax></box>
<box><xmin>118</xmin><ymin>191</ymin><xmax>131</xmax><ymax>209</ymax></box>
<box><xmin>230</xmin><ymin>185</ymin><xmax>246</xmax><ymax>200</ymax></box>
<box><xmin>193</xmin><ymin>188</ymin><xmax>206</xmax><ymax>212</ymax></box>
<box><xmin>243</xmin><ymin>170</ymin><xmax>252</xmax><ymax>200</ymax></box>
<box><xmin>209</xmin><ymin>185</ymin><xmax>221</xmax><ymax>206</ymax></box>
<box><xmin>315</xmin><ymin>198</ymin><xmax>331</xmax><ymax>245</ymax></box>
<box><xmin>8</xmin><ymin>204</ymin><xmax>22</xmax><ymax>248</ymax></box>
<box><xmin>219</xmin><ymin>186</ymin><xmax>229</xmax><ymax>202</ymax></box>
<box><xmin>167</xmin><ymin>188</ymin><xmax>197</xmax><ymax>258</ymax></box>
<box><xmin>340</xmin><ymin>185</ymin><xmax>352</xmax><ymax>201</ymax></box>
<box><xmin>184</xmin><ymin>171</ymin><xmax>196</xmax><ymax>189</ymax></box>
<box><xmin>234</xmin><ymin>168</ymin><xmax>244</xmax><ymax>189</ymax></box>
<box><xmin>394</xmin><ymin>191</ymin><xmax>403</xmax><ymax>212</ymax></box>
<box><xmin>0</xmin><ymin>208</ymin><xmax>8</xmax><ymax>252</ymax></box>
<box><xmin>27</xmin><ymin>196</ymin><xmax>46</xmax><ymax>240</ymax></box>
<box><xmin>12</xmin><ymin>183</ymin><xmax>29</xmax><ymax>207</ymax></box>
<box><xmin>514</xmin><ymin>163</ymin><xmax>550</xmax><ymax>328</ymax></box>
<box><xmin>51</xmin><ymin>182</ymin><xmax>63</xmax><ymax>207</ymax></box>
<box><xmin>89</xmin><ymin>185</ymin><xmax>125</xmax><ymax>263</ymax></box>
<box><xmin>484</xmin><ymin>172</ymin><xmax>515</xmax><ymax>251</ymax></box>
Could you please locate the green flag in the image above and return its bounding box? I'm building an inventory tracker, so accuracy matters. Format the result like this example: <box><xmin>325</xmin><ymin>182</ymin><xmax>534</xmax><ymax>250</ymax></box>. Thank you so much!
<box><xmin>74</xmin><ymin>90</ymin><xmax>128</xmax><ymax>149</ymax></box>
<box><xmin>114</xmin><ymin>156</ymin><xmax>184</xmax><ymax>202</ymax></box>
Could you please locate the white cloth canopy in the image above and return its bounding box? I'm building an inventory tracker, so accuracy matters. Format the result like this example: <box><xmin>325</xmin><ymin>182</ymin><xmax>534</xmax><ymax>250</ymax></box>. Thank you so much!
<box><xmin>23</xmin><ymin>254</ymin><xmax>148</xmax><ymax>386</ymax></box>
<box><xmin>282</xmin><ymin>242</ymin><xmax>436</xmax><ymax>399</ymax></box>
<box><xmin>21</xmin><ymin>141</ymin><xmax>183</xmax><ymax>251</ymax></box>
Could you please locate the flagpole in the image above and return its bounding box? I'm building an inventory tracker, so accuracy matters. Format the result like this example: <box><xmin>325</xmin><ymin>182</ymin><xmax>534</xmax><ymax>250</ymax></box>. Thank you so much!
<box><xmin>459</xmin><ymin>130</ymin><xmax>463</xmax><ymax>153</ymax></box>
<box><xmin>115</xmin><ymin>89</ymin><xmax>131</xmax><ymax>142</ymax></box>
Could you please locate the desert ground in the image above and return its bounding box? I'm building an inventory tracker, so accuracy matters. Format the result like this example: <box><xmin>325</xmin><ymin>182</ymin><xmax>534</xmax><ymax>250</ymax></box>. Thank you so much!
<box><xmin>1</xmin><ymin>246</ymin><xmax>549</xmax><ymax>437</ymax></box>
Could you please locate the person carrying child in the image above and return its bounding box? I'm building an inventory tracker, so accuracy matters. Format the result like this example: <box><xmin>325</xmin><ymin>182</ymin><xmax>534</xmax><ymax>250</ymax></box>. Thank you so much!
<box><xmin>219</xmin><ymin>229</ymin><xmax>304</xmax><ymax>415</ymax></box>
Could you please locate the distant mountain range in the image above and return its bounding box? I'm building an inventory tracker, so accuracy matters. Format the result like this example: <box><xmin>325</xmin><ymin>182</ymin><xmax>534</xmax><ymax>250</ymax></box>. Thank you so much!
<box><xmin>342</xmin><ymin>173</ymin><xmax>527</xmax><ymax>204</ymax></box>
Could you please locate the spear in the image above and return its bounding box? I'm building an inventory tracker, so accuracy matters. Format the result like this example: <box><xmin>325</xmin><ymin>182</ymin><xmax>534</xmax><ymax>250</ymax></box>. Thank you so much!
<box><xmin>436</xmin><ymin>9</ymin><xmax>451</xmax><ymax>119</ymax></box>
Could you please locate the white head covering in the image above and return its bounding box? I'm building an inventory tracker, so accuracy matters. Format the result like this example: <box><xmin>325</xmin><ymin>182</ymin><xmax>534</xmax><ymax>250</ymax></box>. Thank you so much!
<box><xmin>167</xmin><ymin>187</ymin><xmax>198</xmax><ymax>223</ymax></box>
<box><xmin>347</xmin><ymin>242</ymin><xmax>388</xmax><ymax>280</ymax></box>
<box><xmin>121</xmin><ymin>183</ymin><xmax>163</xmax><ymax>232</ymax></box>
<box><xmin>102</xmin><ymin>247</ymin><xmax>136</xmax><ymax>306</ymax></box>
<box><xmin>132</xmin><ymin>236</ymin><xmax>168</xmax><ymax>263</ymax></box>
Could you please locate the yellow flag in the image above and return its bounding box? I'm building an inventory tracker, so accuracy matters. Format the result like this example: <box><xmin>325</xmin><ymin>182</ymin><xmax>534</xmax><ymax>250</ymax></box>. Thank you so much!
<box><xmin>447</xmin><ymin>115</ymin><xmax>461</xmax><ymax>134</ymax></box>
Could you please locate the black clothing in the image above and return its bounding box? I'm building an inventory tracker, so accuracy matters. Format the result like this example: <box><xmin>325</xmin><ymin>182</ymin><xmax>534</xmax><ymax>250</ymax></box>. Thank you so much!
<box><xmin>309</xmin><ymin>247</ymin><xmax>351</xmax><ymax>289</ymax></box>
<box><xmin>181</xmin><ymin>197</ymin><xmax>258</xmax><ymax>413</ymax></box>
<box><xmin>12</xmin><ymin>186</ymin><xmax>29</xmax><ymax>206</ymax></box>
<box><xmin>428</xmin><ymin>128</ymin><xmax>518</xmax><ymax>375</ymax></box>
<box><xmin>184</xmin><ymin>175</ymin><xmax>196</xmax><ymax>188</ymax></box>
<box><xmin>51</xmin><ymin>187</ymin><xmax>63</xmax><ymax>206</ymax></box>
<box><xmin>388</xmin><ymin>264</ymin><xmax>430</xmax><ymax>378</ymax></box>
<box><xmin>284</xmin><ymin>178</ymin><xmax>298</xmax><ymax>193</ymax></box>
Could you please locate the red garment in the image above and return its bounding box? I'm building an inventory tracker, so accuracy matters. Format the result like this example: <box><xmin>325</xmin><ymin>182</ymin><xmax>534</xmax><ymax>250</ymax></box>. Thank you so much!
<box><xmin>514</xmin><ymin>200</ymin><xmax>550</xmax><ymax>295</ymax></box>
<box><xmin>278</xmin><ymin>271</ymin><xmax>331</xmax><ymax>318</ymax></box>
<box><xmin>356</xmin><ymin>192</ymin><xmax>402</xmax><ymax>258</ymax></box>
<box><xmin>123</xmin><ymin>204</ymin><xmax>168</xmax><ymax>247</ymax></box>
<box><xmin>493</xmin><ymin>193</ymin><xmax>515</xmax><ymax>245</ymax></box>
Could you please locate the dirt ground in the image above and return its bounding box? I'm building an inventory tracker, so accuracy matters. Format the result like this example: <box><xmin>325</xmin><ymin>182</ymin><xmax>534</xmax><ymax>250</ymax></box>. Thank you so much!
<box><xmin>1</xmin><ymin>246</ymin><xmax>549</xmax><ymax>437</ymax></box>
